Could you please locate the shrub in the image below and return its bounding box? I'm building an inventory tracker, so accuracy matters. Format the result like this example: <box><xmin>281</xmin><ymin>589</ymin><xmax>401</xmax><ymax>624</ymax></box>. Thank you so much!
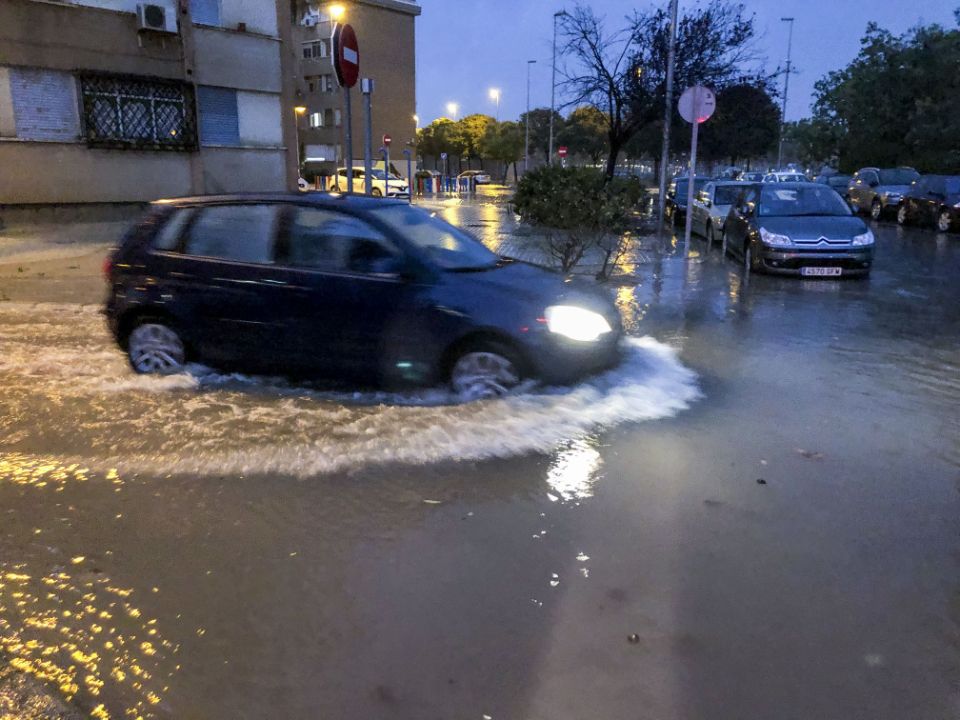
<box><xmin>512</xmin><ymin>166</ymin><xmax>642</xmax><ymax>275</ymax></box>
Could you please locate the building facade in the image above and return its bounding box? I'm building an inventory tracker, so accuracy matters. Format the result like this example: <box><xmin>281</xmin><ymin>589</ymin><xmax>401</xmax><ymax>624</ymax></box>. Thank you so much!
<box><xmin>292</xmin><ymin>0</ymin><xmax>419</xmax><ymax>180</ymax></box>
<box><xmin>0</xmin><ymin>0</ymin><xmax>298</xmax><ymax>205</ymax></box>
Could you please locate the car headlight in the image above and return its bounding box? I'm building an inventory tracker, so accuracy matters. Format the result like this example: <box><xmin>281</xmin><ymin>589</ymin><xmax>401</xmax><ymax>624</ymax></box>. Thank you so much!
<box><xmin>544</xmin><ymin>305</ymin><xmax>612</xmax><ymax>342</ymax></box>
<box><xmin>852</xmin><ymin>229</ymin><xmax>875</xmax><ymax>246</ymax></box>
<box><xmin>759</xmin><ymin>226</ymin><xmax>791</xmax><ymax>246</ymax></box>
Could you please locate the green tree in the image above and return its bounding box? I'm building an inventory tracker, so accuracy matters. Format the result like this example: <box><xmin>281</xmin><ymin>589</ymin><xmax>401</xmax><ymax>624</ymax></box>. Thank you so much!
<box><xmin>699</xmin><ymin>83</ymin><xmax>780</xmax><ymax>165</ymax></box>
<box><xmin>518</xmin><ymin>108</ymin><xmax>565</xmax><ymax>162</ymax></box>
<box><xmin>783</xmin><ymin>118</ymin><xmax>843</xmax><ymax>169</ymax></box>
<box><xmin>811</xmin><ymin>17</ymin><xmax>960</xmax><ymax>172</ymax></box>
<box><xmin>457</xmin><ymin>114</ymin><xmax>496</xmax><ymax>169</ymax></box>
<box><xmin>557</xmin><ymin>106</ymin><xmax>608</xmax><ymax>164</ymax></box>
<box><xmin>481</xmin><ymin>121</ymin><xmax>525</xmax><ymax>182</ymax></box>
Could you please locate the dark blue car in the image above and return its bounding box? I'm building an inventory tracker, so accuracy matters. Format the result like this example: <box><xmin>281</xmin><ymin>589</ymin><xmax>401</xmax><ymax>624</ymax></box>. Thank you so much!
<box><xmin>104</xmin><ymin>194</ymin><xmax>623</xmax><ymax>397</ymax></box>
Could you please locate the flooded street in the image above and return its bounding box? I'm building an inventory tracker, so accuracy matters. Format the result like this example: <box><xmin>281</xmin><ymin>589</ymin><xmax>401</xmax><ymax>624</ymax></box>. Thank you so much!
<box><xmin>1</xmin><ymin>201</ymin><xmax>958</xmax><ymax>719</ymax></box>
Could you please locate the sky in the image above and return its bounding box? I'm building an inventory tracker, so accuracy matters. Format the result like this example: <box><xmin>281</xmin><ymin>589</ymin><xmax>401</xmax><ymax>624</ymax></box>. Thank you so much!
<box><xmin>415</xmin><ymin>0</ymin><xmax>957</xmax><ymax>125</ymax></box>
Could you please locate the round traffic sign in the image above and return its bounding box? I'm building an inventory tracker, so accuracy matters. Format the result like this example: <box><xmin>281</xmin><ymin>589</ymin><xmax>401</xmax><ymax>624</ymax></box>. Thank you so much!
<box><xmin>678</xmin><ymin>85</ymin><xmax>716</xmax><ymax>124</ymax></box>
<box><xmin>383</xmin><ymin>134</ymin><xmax>392</xmax><ymax>147</ymax></box>
<box><xmin>557</xmin><ymin>146</ymin><xmax>568</xmax><ymax>158</ymax></box>
<box><xmin>332</xmin><ymin>24</ymin><xmax>360</xmax><ymax>89</ymax></box>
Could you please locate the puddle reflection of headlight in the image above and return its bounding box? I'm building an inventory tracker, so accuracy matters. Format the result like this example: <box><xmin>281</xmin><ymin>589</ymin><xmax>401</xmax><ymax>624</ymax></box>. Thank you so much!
<box><xmin>547</xmin><ymin>439</ymin><xmax>602</xmax><ymax>501</ymax></box>
<box><xmin>545</xmin><ymin>305</ymin><xmax>612</xmax><ymax>342</ymax></box>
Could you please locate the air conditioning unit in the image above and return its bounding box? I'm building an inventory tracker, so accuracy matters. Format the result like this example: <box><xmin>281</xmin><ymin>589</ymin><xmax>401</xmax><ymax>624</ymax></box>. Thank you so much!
<box><xmin>137</xmin><ymin>3</ymin><xmax>177</xmax><ymax>34</ymax></box>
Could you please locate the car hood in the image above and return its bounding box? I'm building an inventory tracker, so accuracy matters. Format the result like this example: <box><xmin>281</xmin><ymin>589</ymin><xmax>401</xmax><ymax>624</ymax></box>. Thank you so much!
<box><xmin>441</xmin><ymin>259</ymin><xmax>617</xmax><ymax>318</ymax></box>
<box><xmin>757</xmin><ymin>215</ymin><xmax>868</xmax><ymax>241</ymax></box>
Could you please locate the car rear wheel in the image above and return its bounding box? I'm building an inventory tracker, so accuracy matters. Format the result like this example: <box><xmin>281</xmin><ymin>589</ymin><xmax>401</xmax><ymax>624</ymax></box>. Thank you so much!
<box><xmin>938</xmin><ymin>210</ymin><xmax>953</xmax><ymax>233</ymax></box>
<box><xmin>371</xmin><ymin>187</ymin><xmax>383</xmax><ymax>198</ymax></box>
<box><xmin>450</xmin><ymin>344</ymin><xmax>522</xmax><ymax>400</ymax></box>
<box><xmin>744</xmin><ymin>241</ymin><xmax>760</xmax><ymax>274</ymax></box>
<box><xmin>897</xmin><ymin>204</ymin><xmax>909</xmax><ymax>225</ymax></box>
<box><xmin>127</xmin><ymin>321</ymin><xmax>185</xmax><ymax>375</ymax></box>
<box><xmin>849</xmin><ymin>197</ymin><xmax>860</xmax><ymax>214</ymax></box>
<box><xmin>706</xmin><ymin>222</ymin><xmax>716</xmax><ymax>244</ymax></box>
<box><xmin>870</xmin><ymin>199</ymin><xmax>883</xmax><ymax>221</ymax></box>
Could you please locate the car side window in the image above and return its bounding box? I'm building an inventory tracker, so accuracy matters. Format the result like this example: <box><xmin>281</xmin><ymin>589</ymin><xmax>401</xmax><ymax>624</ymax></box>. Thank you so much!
<box><xmin>184</xmin><ymin>205</ymin><xmax>279</xmax><ymax>264</ymax></box>
<box><xmin>929</xmin><ymin>177</ymin><xmax>945</xmax><ymax>195</ymax></box>
<box><xmin>282</xmin><ymin>207</ymin><xmax>400</xmax><ymax>275</ymax></box>
<box><xmin>152</xmin><ymin>208</ymin><xmax>195</xmax><ymax>251</ymax></box>
<box><xmin>863</xmin><ymin>171</ymin><xmax>879</xmax><ymax>185</ymax></box>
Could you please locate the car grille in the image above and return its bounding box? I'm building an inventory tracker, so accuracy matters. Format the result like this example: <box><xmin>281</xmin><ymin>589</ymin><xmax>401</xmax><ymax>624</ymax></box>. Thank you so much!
<box><xmin>792</xmin><ymin>237</ymin><xmax>852</xmax><ymax>247</ymax></box>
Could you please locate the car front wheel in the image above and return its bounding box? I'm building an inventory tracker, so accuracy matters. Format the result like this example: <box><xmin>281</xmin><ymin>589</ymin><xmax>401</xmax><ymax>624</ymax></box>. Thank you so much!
<box><xmin>127</xmin><ymin>321</ymin><xmax>185</xmax><ymax>375</ymax></box>
<box><xmin>450</xmin><ymin>343</ymin><xmax>522</xmax><ymax>400</ymax></box>
<box><xmin>870</xmin><ymin>199</ymin><xmax>883</xmax><ymax>221</ymax></box>
<box><xmin>371</xmin><ymin>187</ymin><xmax>383</xmax><ymax>198</ymax></box>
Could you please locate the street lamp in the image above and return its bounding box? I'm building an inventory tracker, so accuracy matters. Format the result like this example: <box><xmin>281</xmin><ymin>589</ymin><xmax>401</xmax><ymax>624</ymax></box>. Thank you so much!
<box><xmin>413</xmin><ymin>114</ymin><xmax>420</xmax><ymax>129</ymax></box>
<box><xmin>525</xmin><ymin>60</ymin><xmax>536</xmax><ymax>173</ymax></box>
<box><xmin>327</xmin><ymin>3</ymin><xmax>346</xmax><ymax>22</ymax></box>
<box><xmin>549</xmin><ymin>9</ymin><xmax>568</xmax><ymax>165</ymax></box>
<box><xmin>446</xmin><ymin>102</ymin><xmax>459</xmax><ymax>121</ymax></box>
<box><xmin>489</xmin><ymin>88</ymin><xmax>501</xmax><ymax>122</ymax></box>
<box><xmin>777</xmin><ymin>17</ymin><xmax>796</xmax><ymax>170</ymax></box>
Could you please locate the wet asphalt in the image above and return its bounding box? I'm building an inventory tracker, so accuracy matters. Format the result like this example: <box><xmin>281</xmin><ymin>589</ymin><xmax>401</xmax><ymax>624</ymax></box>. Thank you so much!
<box><xmin>0</xmin><ymin>197</ymin><xmax>958</xmax><ymax>719</ymax></box>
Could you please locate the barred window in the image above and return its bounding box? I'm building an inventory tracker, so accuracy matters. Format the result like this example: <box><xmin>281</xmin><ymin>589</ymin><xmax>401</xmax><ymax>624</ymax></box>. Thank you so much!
<box><xmin>79</xmin><ymin>74</ymin><xmax>197</xmax><ymax>151</ymax></box>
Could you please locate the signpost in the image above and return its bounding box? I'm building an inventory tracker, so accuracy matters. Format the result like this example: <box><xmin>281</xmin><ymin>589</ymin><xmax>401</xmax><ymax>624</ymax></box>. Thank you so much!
<box><xmin>441</xmin><ymin>151</ymin><xmax>449</xmax><ymax>185</ymax></box>
<box><xmin>333</xmin><ymin>23</ymin><xmax>360</xmax><ymax>193</ymax></box>
<box><xmin>361</xmin><ymin>78</ymin><xmax>374</xmax><ymax>195</ymax></box>
<box><xmin>402</xmin><ymin>148</ymin><xmax>413</xmax><ymax>204</ymax></box>
<box><xmin>677</xmin><ymin>85</ymin><xmax>716</xmax><ymax>257</ymax></box>
<box><xmin>383</xmin><ymin>134</ymin><xmax>392</xmax><ymax>185</ymax></box>
<box><xmin>558</xmin><ymin>145</ymin><xmax>568</xmax><ymax>168</ymax></box>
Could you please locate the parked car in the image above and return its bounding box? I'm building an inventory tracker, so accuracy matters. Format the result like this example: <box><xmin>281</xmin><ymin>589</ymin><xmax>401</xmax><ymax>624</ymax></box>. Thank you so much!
<box><xmin>665</xmin><ymin>176</ymin><xmax>711</xmax><ymax>227</ymax></box>
<box><xmin>330</xmin><ymin>168</ymin><xmax>409</xmax><ymax>198</ymax></box>
<box><xmin>896</xmin><ymin>175</ymin><xmax>960</xmax><ymax>232</ymax></box>
<box><xmin>104</xmin><ymin>194</ymin><xmax>624</xmax><ymax>396</ymax></box>
<box><xmin>723</xmin><ymin>183</ymin><xmax>874</xmax><ymax>277</ymax></box>
<box><xmin>763</xmin><ymin>172</ymin><xmax>809</xmax><ymax>183</ymax></box>
<box><xmin>458</xmin><ymin>170</ymin><xmax>492</xmax><ymax>185</ymax></box>
<box><xmin>690</xmin><ymin>181</ymin><xmax>752</xmax><ymax>243</ymax></box>
<box><xmin>847</xmin><ymin>167</ymin><xmax>920</xmax><ymax>220</ymax></box>
<box><xmin>740</xmin><ymin>171</ymin><xmax>765</xmax><ymax>183</ymax></box>
<box><xmin>815</xmin><ymin>174</ymin><xmax>852</xmax><ymax>192</ymax></box>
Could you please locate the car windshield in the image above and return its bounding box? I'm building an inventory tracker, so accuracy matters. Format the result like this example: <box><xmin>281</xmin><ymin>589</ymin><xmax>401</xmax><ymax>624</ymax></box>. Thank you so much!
<box><xmin>878</xmin><ymin>168</ymin><xmax>919</xmax><ymax>185</ymax></box>
<box><xmin>371</xmin><ymin>205</ymin><xmax>500</xmax><ymax>270</ymax></box>
<box><xmin>674</xmin><ymin>179</ymin><xmax>707</xmax><ymax>196</ymax></box>
<box><xmin>827</xmin><ymin>176</ymin><xmax>851</xmax><ymax>187</ymax></box>
<box><xmin>758</xmin><ymin>185</ymin><xmax>851</xmax><ymax>217</ymax></box>
<box><xmin>370</xmin><ymin>170</ymin><xmax>402</xmax><ymax>181</ymax></box>
<box><xmin>945</xmin><ymin>177</ymin><xmax>960</xmax><ymax>194</ymax></box>
<box><xmin>713</xmin><ymin>186</ymin><xmax>742</xmax><ymax>205</ymax></box>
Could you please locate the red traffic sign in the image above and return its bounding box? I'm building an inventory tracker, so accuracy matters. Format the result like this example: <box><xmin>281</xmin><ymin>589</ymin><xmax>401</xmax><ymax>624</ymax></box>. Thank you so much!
<box><xmin>382</xmin><ymin>134</ymin><xmax>392</xmax><ymax>147</ymax></box>
<box><xmin>332</xmin><ymin>23</ymin><xmax>360</xmax><ymax>89</ymax></box>
<box><xmin>557</xmin><ymin>146</ymin><xmax>568</xmax><ymax>158</ymax></box>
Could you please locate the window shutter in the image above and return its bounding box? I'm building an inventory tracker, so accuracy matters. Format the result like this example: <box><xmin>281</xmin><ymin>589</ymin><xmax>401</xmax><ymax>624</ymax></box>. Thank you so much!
<box><xmin>197</xmin><ymin>86</ymin><xmax>239</xmax><ymax>146</ymax></box>
<box><xmin>9</xmin><ymin>68</ymin><xmax>80</xmax><ymax>142</ymax></box>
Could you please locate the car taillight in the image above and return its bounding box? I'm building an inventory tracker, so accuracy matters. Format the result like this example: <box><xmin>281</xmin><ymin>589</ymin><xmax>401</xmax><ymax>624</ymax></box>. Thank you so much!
<box><xmin>102</xmin><ymin>257</ymin><xmax>113</xmax><ymax>280</ymax></box>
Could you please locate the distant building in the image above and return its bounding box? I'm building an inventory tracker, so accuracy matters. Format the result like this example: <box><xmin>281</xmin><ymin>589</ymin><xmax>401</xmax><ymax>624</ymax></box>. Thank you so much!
<box><xmin>291</xmin><ymin>0</ymin><xmax>420</xmax><ymax>180</ymax></box>
<box><xmin>0</xmin><ymin>0</ymin><xmax>298</xmax><ymax>205</ymax></box>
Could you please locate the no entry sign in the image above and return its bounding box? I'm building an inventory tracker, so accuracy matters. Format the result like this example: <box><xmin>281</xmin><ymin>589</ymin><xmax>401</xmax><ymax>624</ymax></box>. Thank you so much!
<box><xmin>332</xmin><ymin>24</ymin><xmax>360</xmax><ymax>88</ymax></box>
<box><xmin>383</xmin><ymin>134</ymin><xmax>392</xmax><ymax>146</ymax></box>
<box><xmin>557</xmin><ymin>146</ymin><xmax>568</xmax><ymax>158</ymax></box>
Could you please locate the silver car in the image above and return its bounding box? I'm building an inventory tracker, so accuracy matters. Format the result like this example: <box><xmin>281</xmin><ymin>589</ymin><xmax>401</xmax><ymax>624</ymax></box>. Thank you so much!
<box><xmin>847</xmin><ymin>167</ymin><xmax>920</xmax><ymax>220</ymax></box>
<box><xmin>690</xmin><ymin>181</ymin><xmax>753</xmax><ymax>243</ymax></box>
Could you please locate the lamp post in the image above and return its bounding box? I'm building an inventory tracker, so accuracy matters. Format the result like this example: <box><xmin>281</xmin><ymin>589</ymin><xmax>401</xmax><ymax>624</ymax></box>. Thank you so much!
<box><xmin>549</xmin><ymin>9</ymin><xmax>567</xmax><ymax>165</ymax></box>
<box><xmin>489</xmin><ymin>88</ymin><xmax>501</xmax><ymax>122</ymax></box>
<box><xmin>656</xmin><ymin>0</ymin><xmax>679</xmax><ymax>231</ymax></box>
<box><xmin>777</xmin><ymin>17</ymin><xmax>795</xmax><ymax>170</ymax></box>
<box><xmin>525</xmin><ymin>59</ymin><xmax>536</xmax><ymax>173</ymax></box>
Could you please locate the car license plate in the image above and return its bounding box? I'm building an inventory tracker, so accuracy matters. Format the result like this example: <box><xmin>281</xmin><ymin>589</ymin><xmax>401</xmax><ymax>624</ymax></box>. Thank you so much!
<box><xmin>801</xmin><ymin>267</ymin><xmax>842</xmax><ymax>277</ymax></box>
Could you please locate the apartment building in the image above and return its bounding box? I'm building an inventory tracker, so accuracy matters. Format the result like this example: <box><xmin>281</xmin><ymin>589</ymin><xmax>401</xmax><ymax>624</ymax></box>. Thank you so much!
<box><xmin>0</xmin><ymin>0</ymin><xmax>298</xmax><ymax>205</ymax></box>
<box><xmin>292</xmin><ymin>0</ymin><xmax>419</xmax><ymax>179</ymax></box>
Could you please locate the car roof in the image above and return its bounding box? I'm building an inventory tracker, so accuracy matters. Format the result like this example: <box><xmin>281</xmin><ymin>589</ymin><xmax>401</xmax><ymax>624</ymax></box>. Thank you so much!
<box><xmin>151</xmin><ymin>192</ymin><xmax>407</xmax><ymax>211</ymax></box>
<box><xmin>712</xmin><ymin>180</ymin><xmax>752</xmax><ymax>186</ymax></box>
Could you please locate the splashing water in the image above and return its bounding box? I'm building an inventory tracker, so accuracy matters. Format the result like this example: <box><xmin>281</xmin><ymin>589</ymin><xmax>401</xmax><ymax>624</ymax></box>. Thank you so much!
<box><xmin>0</xmin><ymin>303</ymin><xmax>700</xmax><ymax>478</ymax></box>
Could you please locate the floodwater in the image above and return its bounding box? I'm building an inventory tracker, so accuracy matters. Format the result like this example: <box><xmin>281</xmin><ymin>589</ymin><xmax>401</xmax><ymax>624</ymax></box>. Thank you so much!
<box><xmin>0</xmin><ymin>204</ymin><xmax>958</xmax><ymax>719</ymax></box>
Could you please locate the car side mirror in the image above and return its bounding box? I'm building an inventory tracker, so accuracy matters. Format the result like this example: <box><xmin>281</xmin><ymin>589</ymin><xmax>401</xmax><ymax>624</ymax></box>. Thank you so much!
<box><xmin>703</xmin><ymin>199</ymin><xmax>712</xmax><ymax>208</ymax></box>
<box><xmin>868</xmin><ymin>179</ymin><xmax>879</xmax><ymax>188</ymax></box>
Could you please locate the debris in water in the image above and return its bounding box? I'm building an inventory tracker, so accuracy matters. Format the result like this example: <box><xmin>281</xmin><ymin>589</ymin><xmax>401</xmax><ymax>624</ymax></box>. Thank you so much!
<box><xmin>756</xmin><ymin>478</ymin><xmax>767</xmax><ymax>485</ymax></box>
<box><xmin>580</xmin><ymin>568</ymin><xmax>589</xmax><ymax>578</ymax></box>
<box><xmin>627</xmin><ymin>633</ymin><xmax>641</xmax><ymax>644</ymax></box>
<box><xmin>423</xmin><ymin>499</ymin><xmax>442</xmax><ymax>505</ymax></box>
<box><xmin>796</xmin><ymin>448</ymin><xmax>824</xmax><ymax>460</ymax></box>
<box><xmin>550</xmin><ymin>573</ymin><xmax>560</xmax><ymax>587</ymax></box>
<box><xmin>547</xmin><ymin>493</ymin><xmax>559</xmax><ymax>502</ymax></box>
<box><xmin>576</xmin><ymin>553</ymin><xmax>590</xmax><ymax>562</ymax></box>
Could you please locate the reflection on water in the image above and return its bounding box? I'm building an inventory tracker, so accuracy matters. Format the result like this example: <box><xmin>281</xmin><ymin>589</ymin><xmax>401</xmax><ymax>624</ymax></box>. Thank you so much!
<box><xmin>546</xmin><ymin>438</ymin><xmax>602</xmax><ymax>502</ymax></box>
<box><xmin>0</xmin><ymin>563</ymin><xmax>177</xmax><ymax>719</ymax></box>
<box><xmin>0</xmin><ymin>455</ymin><xmax>124</xmax><ymax>492</ymax></box>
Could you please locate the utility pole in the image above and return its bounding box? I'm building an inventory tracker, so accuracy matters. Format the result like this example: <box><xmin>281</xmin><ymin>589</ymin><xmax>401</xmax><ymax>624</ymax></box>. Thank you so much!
<box><xmin>525</xmin><ymin>59</ymin><xmax>536</xmax><ymax>173</ymax></box>
<box><xmin>549</xmin><ymin>10</ymin><xmax>566</xmax><ymax>165</ymax></box>
<box><xmin>777</xmin><ymin>17</ymin><xmax>795</xmax><ymax>170</ymax></box>
<box><xmin>656</xmin><ymin>0</ymin><xmax>679</xmax><ymax>230</ymax></box>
